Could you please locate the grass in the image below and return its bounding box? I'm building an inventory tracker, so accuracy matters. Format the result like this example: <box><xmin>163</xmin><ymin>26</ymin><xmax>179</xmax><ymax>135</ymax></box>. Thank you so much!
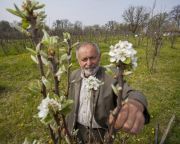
<box><xmin>0</xmin><ymin>36</ymin><xmax>179</xmax><ymax>144</ymax></box>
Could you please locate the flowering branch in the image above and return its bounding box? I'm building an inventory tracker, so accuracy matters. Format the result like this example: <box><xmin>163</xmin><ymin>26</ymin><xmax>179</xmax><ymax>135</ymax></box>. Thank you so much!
<box><xmin>7</xmin><ymin>1</ymin><xmax>76</xmax><ymax>143</ymax></box>
<box><xmin>8</xmin><ymin>0</ymin><xmax>47</xmax><ymax>98</ymax></box>
<box><xmin>104</xmin><ymin>40</ymin><xmax>137</xmax><ymax>143</ymax></box>
<box><xmin>63</xmin><ymin>33</ymin><xmax>72</xmax><ymax>98</ymax></box>
<box><xmin>84</xmin><ymin>76</ymin><xmax>104</xmax><ymax>142</ymax></box>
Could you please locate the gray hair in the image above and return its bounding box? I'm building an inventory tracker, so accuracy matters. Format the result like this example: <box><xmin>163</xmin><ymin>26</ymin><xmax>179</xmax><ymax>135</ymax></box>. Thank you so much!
<box><xmin>76</xmin><ymin>42</ymin><xmax>100</xmax><ymax>59</ymax></box>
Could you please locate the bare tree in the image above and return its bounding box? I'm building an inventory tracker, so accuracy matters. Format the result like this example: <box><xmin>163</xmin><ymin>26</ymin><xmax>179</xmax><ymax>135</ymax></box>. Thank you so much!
<box><xmin>105</xmin><ymin>20</ymin><xmax>118</xmax><ymax>32</ymax></box>
<box><xmin>169</xmin><ymin>5</ymin><xmax>180</xmax><ymax>29</ymax></box>
<box><xmin>123</xmin><ymin>6</ymin><xmax>149</xmax><ymax>34</ymax></box>
<box><xmin>146</xmin><ymin>12</ymin><xmax>169</xmax><ymax>71</ymax></box>
<box><xmin>73</xmin><ymin>21</ymin><xmax>82</xmax><ymax>33</ymax></box>
<box><xmin>74</xmin><ymin>21</ymin><xmax>82</xmax><ymax>30</ymax></box>
<box><xmin>52</xmin><ymin>19</ymin><xmax>72</xmax><ymax>31</ymax></box>
<box><xmin>71</xmin><ymin>20</ymin><xmax>83</xmax><ymax>40</ymax></box>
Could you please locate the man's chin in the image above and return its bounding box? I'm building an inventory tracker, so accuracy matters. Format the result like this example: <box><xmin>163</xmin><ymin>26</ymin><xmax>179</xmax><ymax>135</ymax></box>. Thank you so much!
<box><xmin>83</xmin><ymin>70</ymin><xmax>94</xmax><ymax>77</ymax></box>
<box><xmin>83</xmin><ymin>67</ymin><xmax>99</xmax><ymax>77</ymax></box>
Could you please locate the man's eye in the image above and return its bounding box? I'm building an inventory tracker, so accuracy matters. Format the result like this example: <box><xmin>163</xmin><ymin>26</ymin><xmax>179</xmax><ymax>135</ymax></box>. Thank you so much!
<box><xmin>91</xmin><ymin>56</ymin><xmax>96</xmax><ymax>60</ymax></box>
<box><xmin>82</xmin><ymin>58</ymin><xmax>88</xmax><ymax>62</ymax></box>
<box><xmin>81</xmin><ymin>56</ymin><xmax>97</xmax><ymax>62</ymax></box>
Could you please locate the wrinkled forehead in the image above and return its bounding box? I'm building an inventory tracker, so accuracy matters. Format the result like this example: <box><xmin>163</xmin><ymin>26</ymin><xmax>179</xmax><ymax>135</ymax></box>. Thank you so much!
<box><xmin>77</xmin><ymin>44</ymin><xmax>99</xmax><ymax>57</ymax></box>
<box><xmin>79</xmin><ymin>44</ymin><xmax>96</xmax><ymax>51</ymax></box>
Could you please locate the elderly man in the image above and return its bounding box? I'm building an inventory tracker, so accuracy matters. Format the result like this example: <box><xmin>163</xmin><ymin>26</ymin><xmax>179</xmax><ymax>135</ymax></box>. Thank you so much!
<box><xmin>67</xmin><ymin>42</ymin><xmax>150</xmax><ymax>143</ymax></box>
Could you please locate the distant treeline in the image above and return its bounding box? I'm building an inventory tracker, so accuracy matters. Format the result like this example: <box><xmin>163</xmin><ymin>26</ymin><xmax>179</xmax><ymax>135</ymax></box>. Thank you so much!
<box><xmin>0</xmin><ymin>5</ymin><xmax>180</xmax><ymax>40</ymax></box>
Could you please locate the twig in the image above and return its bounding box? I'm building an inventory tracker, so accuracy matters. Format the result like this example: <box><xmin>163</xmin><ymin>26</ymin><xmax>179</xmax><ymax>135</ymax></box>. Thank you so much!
<box><xmin>48</xmin><ymin>54</ymin><xmax>59</xmax><ymax>96</ymax></box>
<box><xmin>159</xmin><ymin>114</ymin><xmax>175</xmax><ymax>144</ymax></box>
<box><xmin>48</xmin><ymin>124</ymin><xmax>58</xmax><ymax>144</ymax></box>
<box><xmin>89</xmin><ymin>90</ymin><xmax>96</xmax><ymax>143</ymax></box>
<box><xmin>62</xmin><ymin>115</ymin><xmax>73</xmax><ymax>143</ymax></box>
<box><xmin>66</xmin><ymin>39</ymin><xmax>72</xmax><ymax>98</ymax></box>
<box><xmin>104</xmin><ymin>61</ymin><xmax>124</xmax><ymax>143</ymax></box>
<box><xmin>37</xmin><ymin>52</ymin><xmax>47</xmax><ymax>98</ymax></box>
<box><xmin>154</xmin><ymin>123</ymin><xmax>159</xmax><ymax>144</ymax></box>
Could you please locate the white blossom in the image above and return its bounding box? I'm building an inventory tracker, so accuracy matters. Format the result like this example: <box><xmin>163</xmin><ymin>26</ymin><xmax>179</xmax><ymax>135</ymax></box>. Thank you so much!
<box><xmin>63</xmin><ymin>38</ymin><xmax>68</xmax><ymax>43</ymax></box>
<box><xmin>134</xmin><ymin>34</ymin><xmax>138</xmax><ymax>37</ymax></box>
<box><xmin>84</xmin><ymin>76</ymin><xmax>104</xmax><ymax>91</ymax></box>
<box><xmin>109</xmin><ymin>40</ymin><xmax>137</xmax><ymax>68</ymax></box>
<box><xmin>37</xmin><ymin>96</ymin><xmax>61</xmax><ymax>120</ymax></box>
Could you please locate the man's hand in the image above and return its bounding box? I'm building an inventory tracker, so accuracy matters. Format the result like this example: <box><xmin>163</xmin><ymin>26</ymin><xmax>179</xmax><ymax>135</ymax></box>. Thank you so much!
<box><xmin>109</xmin><ymin>99</ymin><xmax>145</xmax><ymax>134</ymax></box>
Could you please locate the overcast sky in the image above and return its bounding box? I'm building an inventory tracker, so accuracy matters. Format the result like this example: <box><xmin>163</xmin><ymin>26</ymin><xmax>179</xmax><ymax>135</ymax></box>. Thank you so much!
<box><xmin>0</xmin><ymin>0</ymin><xmax>179</xmax><ymax>27</ymax></box>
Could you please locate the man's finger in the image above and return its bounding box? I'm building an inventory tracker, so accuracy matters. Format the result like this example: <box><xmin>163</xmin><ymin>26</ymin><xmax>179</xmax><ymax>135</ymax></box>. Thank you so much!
<box><xmin>114</xmin><ymin>104</ymin><xmax>129</xmax><ymax>129</ymax></box>
<box><xmin>130</xmin><ymin>111</ymin><xmax>145</xmax><ymax>134</ymax></box>
<box><xmin>122</xmin><ymin>103</ymin><xmax>137</xmax><ymax>132</ymax></box>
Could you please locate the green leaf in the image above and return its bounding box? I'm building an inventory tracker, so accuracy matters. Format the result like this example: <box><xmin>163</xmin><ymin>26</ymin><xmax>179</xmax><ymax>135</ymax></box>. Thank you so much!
<box><xmin>12</xmin><ymin>24</ymin><xmax>30</xmax><ymax>36</ymax></box>
<box><xmin>59</xmin><ymin>47</ymin><xmax>66</xmax><ymax>53</ymax></box>
<box><xmin>38</xmin><ymin>11</ymin><xmax>46</xmax><ymax>18</ymax></box>
<box><xmin>41</xmin><ymin>56</ymin><xmax>49</xmax><ymax>66</ymax></box>
<box><xmin>72</xmin><ymin>129</ymin><xmax>79</xmax><ymax>136</ymax></box>
<box><xmin>31</xmin><ymin>55</ymin><xmax>38</xmax><ymax>64</ymax></box>
<box><xmin>22</xmin><ymin>18</ymin><xmax>29</xmax><ymax>29</ymax></box>
<box><xmin>101</xmin><ymin>52</ymin><xmax>109</xmax><ymax>57</ymax></box>
<box><xmin>26</xmin><ymin>47</ymin><xmax>37</xmax><ymax>54</ymax></box>
<box><xmin>39</xmin><ymin>50</ymin><xmax>48</xmax><ymax>58</ymax></box>
<box><xmin>41</xmin><ymin>29</ymin><xmax>50</xmax><ymax>45</ymax></box>
<box><xmin>105</xmin><ymin>67</ymin><xmax>114</xmax><ymax>77</ymax></box>
<box><xmin>39</xmin><ymin>13</ymin><xmax>47</xmax><ymax>20</ymax></box>
<box><xmin>6</xmin><ymin>8</ymin><xmax>22</xmax><ymax>18</ymax></box>
<box><xmin>56</xmin><ymin>65</ymin><xmax>66</xmax><ymax>77</ymax></box>
<box><xmin>42</xmin><ymin>113</ymin><xmax>53</xmax><ymax>124</ymax></box>
<box><xmin>45</xmin><ymin>69</ymin><xmax>51</xmax><ymax>78</ymax></box>
<box><xmin>35</xmin><ymin>43</ymin><xmax>41</xmax><ymax>52</ymax></box>
<box><xmin>72</xmin><ymin>42</ymin><xmax>79</xmax><ymax>48</ymax></box>
<box><xmin>123</xmin><ymin>57</ymin><xmax>131</xmax><ymax>65</ymax></box>
<box><xmin>123</xmin><ymin>71</ymin><xmax>133</xmax><ymax>76</ymax></box>
<box><xmin>65</xmin><ymin>135</ymin><xmax>71</xmax><ymax>144</ymax></box>
<box><xmin>111</xmin><ymin>84</ymin><xmax>118</xmax><ymax>96</ymax></box>
<box><xmin>29</xmin><ymin>1</ymin><xmax>37</xmax><ymax>11</ymax></box>
<box><xmin>60</xmin><ymin>53</ymin><xmax>68</xmax><ymax>63</ymax></box>
<box><xmin>34</xmin><ymin>4</ymin><xmax>45</xmax><ymax>10</ymax></box>
<box><xmin>60</xmin><ymin>99</ymin><xmax>73</xmax><ymax>115</ymax></box>
<box><xmin>22</xmin><ymin>138</ymin><xmax>30</xmax><ymax>144</ymax></box>
<box><xmin>32</xmin><ymin>140</ymin><xmax>38</xmax><ymax>144</ymax></box>
<box><xmin>111</xmin><ymin>84</ymin><xmax>122</xmax><ymax>97</ymax></box>
<box><xmin>68</xmin><ymin>63</ymin><xmax>73</xmax><ymax>68</ymax></box>
<box><xmin>14</xmin><ymin>4</ymin><xmax>26</xmax><ymax>18</ymax></box>
<box><xmin>41</xmin><ymin>76</ymin><xmax>50</xmax><ymax>89</ymax></box>
<box><xmin>49</xmin><ymin>36</ymin><xmax>58</xmax><ymax>45</ymax></box>
<box><xmin>41</xmin><ymin>30</ymin><xmax>58</xmax><ymax>46</ymax></box>
<box><xmin>63</xmin><ymin>32</ymin><xmax>71</xmax><ymax>41</ymax></box>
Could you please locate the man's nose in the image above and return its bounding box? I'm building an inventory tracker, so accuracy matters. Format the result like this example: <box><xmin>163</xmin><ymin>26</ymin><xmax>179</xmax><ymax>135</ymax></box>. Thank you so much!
<box><xmin>87</xmin><ymin>59</ymin><xmax>93</xmax><ymax>66</ymax></box>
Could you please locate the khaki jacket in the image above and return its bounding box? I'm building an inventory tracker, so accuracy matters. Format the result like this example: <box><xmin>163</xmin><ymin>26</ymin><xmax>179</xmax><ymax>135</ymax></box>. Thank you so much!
<box><xmin>66</xmin><ymin>66</ymin><xmax>149</xmax><ymax>133</ymax></box>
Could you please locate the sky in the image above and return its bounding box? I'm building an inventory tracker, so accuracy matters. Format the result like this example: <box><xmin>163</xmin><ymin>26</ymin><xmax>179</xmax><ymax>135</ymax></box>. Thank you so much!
<box><xmin>0</xmin><ymin>0</ymin><xmax>179</xmax><ymax>27</ymax></box>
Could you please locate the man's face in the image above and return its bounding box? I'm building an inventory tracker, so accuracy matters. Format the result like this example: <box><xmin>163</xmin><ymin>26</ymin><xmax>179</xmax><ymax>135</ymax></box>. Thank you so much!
<box><xmin>77</xmin><ymin>44</ymin><xmax>100</xmax><ymax>77</ymax></box>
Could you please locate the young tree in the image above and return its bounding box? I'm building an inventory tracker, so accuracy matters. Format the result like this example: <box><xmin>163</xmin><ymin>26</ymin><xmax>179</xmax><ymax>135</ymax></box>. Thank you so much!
<box><xmin>146</xmin><ymin>12</ymin><xmax>169</xmax><ymax>71</ymax></box>
<box><xmin>7</xmin><ymin>1</ymin><xmax>77</xmax><ymax>143</ymax></box>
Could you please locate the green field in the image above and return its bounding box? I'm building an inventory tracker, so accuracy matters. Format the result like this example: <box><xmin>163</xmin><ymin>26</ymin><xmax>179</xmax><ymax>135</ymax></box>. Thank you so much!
<box><xmin>0</xmin><ymin>36</ymin><xmax>179</xmax><ymax>144</ymax></box>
